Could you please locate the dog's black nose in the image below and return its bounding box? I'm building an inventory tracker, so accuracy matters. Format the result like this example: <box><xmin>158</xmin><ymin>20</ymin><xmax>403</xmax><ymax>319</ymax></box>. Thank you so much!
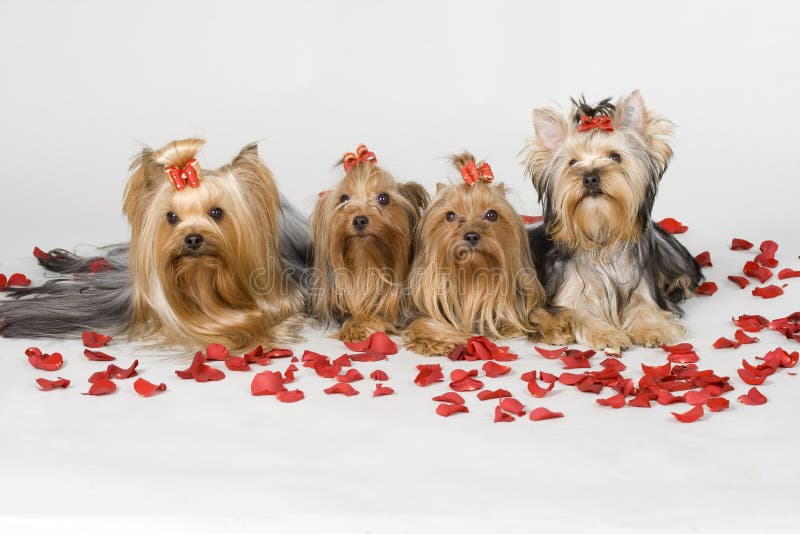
<box><xmin>352</xmin><ymin>215</ymin><xmax>369</xmax><ymax>231</ymax></box>
<box><xmin>184</xmin><ymin>233</ymin><xmax>204</xmax><ymax>250</ymax></box>
<box><xmin>583</xmin><ymin>172</ymin><xmax>600</xmax><ymax>190</ymax></box>
<box><xmin>464</xmin><ymin>232</ymin><xmax>481</xmax><ymax>246</ymax></box>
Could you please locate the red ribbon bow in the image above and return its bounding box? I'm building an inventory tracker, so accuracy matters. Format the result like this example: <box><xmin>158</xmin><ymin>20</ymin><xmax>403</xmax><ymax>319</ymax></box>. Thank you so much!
<box><xmin>460</xmin><ymin>160</ymin><xmax>494</xmax><ymax>186</ymax></box>
<box><xmin>164</xmin><ymin>159</ymin><xmax>201</xmax><ymax>191</ymax></box>
<box><xmin>342</xmin><ymin>144</ymin><xmax>378</xmax><ymax>173</ymax></box>
<box><xmin>578</xmin><ymin>114</ymin><xmax>614</xmax><ymax>133</ymax></box>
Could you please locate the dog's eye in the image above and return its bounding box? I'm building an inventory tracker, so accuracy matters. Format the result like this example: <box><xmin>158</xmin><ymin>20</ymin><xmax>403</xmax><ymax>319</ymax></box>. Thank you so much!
<box><xmin>339</xmin><ymin>194</ymin><xmax>350</xmax><ymax>204</ymax></box>
<box><xmin>609</xmin><ymin>153</ymin><xmax>621</xmax><ymax>163</ymax></box>
<box><xmin>484</xmin><ymin>209</ymin><xmax>498</xmax><ymax>222</ymax></box>
<box><xmin>376</xmin><ymin>192</ymin><xmax>390</xmax><ymax>206</ymax></box>
<box><xmin>568</xmin><ymin>159</ymin><xmax>577</xmax><ymax>166</ymax></box>
<box><xmin>445</xmin><ymin>211</ymin><xmax>457</xmax><ymax>222</ymax></box>
<box><xmin>166</xmin><ymin>212</ymin><xmax>180</xmax><ymax>226</ymax></box>
<box><xmin>208</xmin><ymin>207</ymin><xmax>224</xmax><ymax>221</ymax></box>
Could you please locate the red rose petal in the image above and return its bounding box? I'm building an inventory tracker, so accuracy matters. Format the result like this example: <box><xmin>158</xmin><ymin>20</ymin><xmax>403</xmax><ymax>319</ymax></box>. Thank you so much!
<box><xmin>696</xmin><ymin>282</ymin><xmax>718</xmax><ymax>296</ymax></box>
<box><xmin>176</xmin><ymin>352</ymin><xmax>225</xmax><ymax>382</ymax></box>
<box><xmin>499</xmin><ymin>397</ymin><xmax>526</xmax><ymax>416</ymax></box>
<box><xmin>301</xmin><ymin>350</ymin><xmax>326</xmax><ymax>363</ymax></box>
<box><xmin>658</xmin><ymin>217</ymin><xmax>688</xmax><ymax>234</ymax></box>
<box><xmin>27</xmin><ymin>351</ymin><xmax>64</xmax><ymax>371</ymax></box>
<box><xmin>754</xmin><ymin>240</ymin><xmax>779</xmax><ymax>268</ymax></box>
<box><xmin>106</xmin><ymin>360</ymin><xmax>138</xmax><ymax>379</ymax></box>
<box><xmin>529</xmin><ymin>407</ymin><xmax>564</xmax><ymax>421</ymax></box>
<box><xmin>727</xmin><ymin>275</ymin><xmax>750</xmax><ymax>289</ymax></box>
<box><xmin>81</xmin><ymin>331</ymin><xmax>112</xmax><ymax>348</ymax></box>
<box><xmin>600</xmin><ymin>358</ymin><xmax>627</xmax><ymax>372</ymax></box>
<box><xmin>313</xmin><ymin>357</ymin><xmax>342</xmax><ymax>378</ymax></box>
<box><xmin>477</xmin><ymin>388</ymin><xmax>512</xmax><ymax>400</ymax></box>
<box><xmin>251</xmin><ymin>371</ymin><xmax>286</xmax><ymax>395</ymax></box>
<box><xmin>333</xmin><ymin>355</ymin><xmax>352</xmax><ymax>367</ymax></box>
<box><xmin>694</xmin><ymin>251</ymin><xmax>712</xmax><ymax>267</ymax></box>
<box><xmin>33</xmin><ymin>246</ymin><xmax>49</xmax><ymax>260</ymax></box>
<box><xmin>265</xmin><ymin>348</ymin><xmax>293</xmax><ymax>359</ymax></box>
<box><xmin>372</xmin><ymin>384</ymin><xmax>394</xmax><ymax>397</ymax></box>
<box><xmin>520</xmin><ymin>214</ymin><xmax>544</xmax><ymax>224</ymax></box>
<box><xmin>336</xmin><ymin>368</ymin><xmax>364</xmax><ymax>383</ymax></box>
<box><xmin>7</xmin><ymin>273</ymin><xmax>31</xmax><ymax>287</ymax></box>
<box><xmin>737</xmin><ymin>387</ymin><xmax>767</xmax><ymax>405</ymax></box>
<box><xmin>558</xmin><ymin>372</ymin><xmax>587</xmax><ymax>386</ymax></box>
<box><xmin>706</xmin><ymin>397</ymin><xmax>730</xmax><ymax>412</ymax></box>
<box><xmin>641</xmin><ymin>362</ymin><xmax>672</xmax><ymax>380</ymax></box>
<box><xmin>205</xmin><ymin>343</ymin><xmax>229</xmax><ymax>361</ymax></box>
<box><xmin>482</xmin><ymin>361</ymin><xmax>511</xmax><ymax>378</ymax></box>
<box><xmin>743</xmin><ymin>261</ymin><xmax>773</xmax><ymax>284</ymax></box>
<box><xmin>432</xmin><ymin>392</ymin><xmax>466</xmax><ymax>404</ymax></box>
<box><xmin>684</xmin><ymin>390</ymin><xmax>711</xmax><ymax>406</ymax></box>
<box><xmin>0</xmin><ymin>274</ymin><xmax>6</xmax><ymax>290</ymax></box>
<box><xmin>348</xmin><ymin>352</ymin><xmax>388</xmax><ymax>362</ymax></box>
<box><xmin>527</xmin><ymin>378</ymin><xmax>555</xmax><ymax>398</ymax></box>
<box><xmin>414</xmin><ymin>364</ymin><xmax>444</xmax><ymax>387</ymax></box>
<box><xmin>133</xmin><ymin>378</ymin><xmax>166</xmax><ymax>397</ymax></box>
<box><xmin>36</xmin><ymin>377</ymin><xmax>70</xmax><ymax>391</ymax></box>
<box><xmin>733</xmin><ymin>314</ymin><xmax>768</xmax><ymax>332</ymax></box>
<box><xmin>83</xmin><ymin>349</ymin><xmax>116</xmax><ymax>361</ymax></box>
<box><xmin>436</xmin><ymin>403</ymin><xmax>468</xmax><ymax>417</ymax></box>
<box><xmin>324</xmin><ymin>383</ymin><xmax>359</xmax><ymax>396</ymax></box>
<box><xmin>596</xmin><ymin>393</ymin><xmax>626</xmax><ymax>409</ymax></box>
<box><xmin>668</xmin><ymin>351</ymin><xmax>699</xmax><ymax>364</ymax></box>
<box><xmin>276</xmin><ymin>389</ymin><xmax>305</xmax><ymax>403</ymax></box>
<box><xmin>224</xmin><ymin>356</ymin><xmax>251</xmax><ymax>371</ymax></box>
<box><xmin>83</xmin><ymin>378</ymin><xmax>116</xmax><ymax>396</ymax></box>
<box><xmin>343</xmin><ymin>331</ymin><xmax>398</xmax><ymax>355</ymax></box>
<box><xmin>560</xmin><ymin>355</ymin><xmax>591</xmax><ymax>369</ymax></box>
<box><xmin>534</xmin><ymin>346</ymin><xmax>567</xmax><ymax>359</ymax></box>
<box><xmin>450</xmin><ymin>377</ymin><xmax>484</xmax><ymax>392</ymax></box>
<box><xmin>539</xmin><ymin>371</ymin><xmax>557</xmax><ymax>383</ymax></box>
<box><xmin>369</xmin><ymin>370</ymin><xmax>389</xmax><ymax>381</ymax></box>
<box><xmin>737</xmin><ymin>368</ymin><xmax>766</xmax><ymax>385</ymax></box>
<box><xmin>671</xmin><ymin>404</ymin><xmax>704</xmax><ymax>423</ymax></box>
<box><xmin>661</xmin><ymin>343</ymin><xmax>694</xmax><ymax>353</ymax></box>
<box><xmin>713</xmin><ymin>337</ymin><xmax>740</xmax><ymax>349</ymax></box>
<box><xmin>628</xmin><ymin>393</ymin><xmax>652</xmax><ymax>408</ymax></box>
<box><xmin>493</xmin><ymin>405</ymin><xmax>516</xmax><ymax>422</ymax></box>
<box><xmin>752</xmin><ymin>285</ymin><xmax>783</xmax><ymax>299</ymax></box>
<box><xmin>731</xmin><ymin>238</ymin><xmax>754</xmax><ymax>250</ymax></box>
<box><xmin>656</xmin><ymin>390</ymin><xmax>683</xmax><ymax>405</ymax></box>
<box><xmin>734</xmin><ymin>329</ymin><xmax>758</xmax><ymax>345</ymax></box>
<box><xmin>778</xmin><ymin>268</ymin><xmax>800</xmax><ymax>280</ymax></box>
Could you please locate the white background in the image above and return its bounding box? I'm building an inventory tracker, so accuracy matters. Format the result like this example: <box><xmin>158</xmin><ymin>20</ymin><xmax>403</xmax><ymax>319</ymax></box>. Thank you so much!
<box><xmin>1</xmin><ymin>1</ymin><xmax>799</xmax><ymax>533</ymax></box>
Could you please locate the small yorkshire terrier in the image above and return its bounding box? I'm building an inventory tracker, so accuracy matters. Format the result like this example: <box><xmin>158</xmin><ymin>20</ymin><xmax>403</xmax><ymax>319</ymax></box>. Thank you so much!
<box><xmin>0</xmin><ymin>139</ymin><xmax>305</xmax><ymax>351</ymax></box>
<box><xmin>403</xmin><ymin>152</ymin><xmax>572</xmax><ymax>356</ymax></box>
<box><xmin>524</xmin><ymin>91</ymin><xmax>702</xmax><ymax>350</ymax></box>
<box><xmin>310</xmin><ymin>144</ymin><xmax>428</xmax><ymax>342</ymax></box>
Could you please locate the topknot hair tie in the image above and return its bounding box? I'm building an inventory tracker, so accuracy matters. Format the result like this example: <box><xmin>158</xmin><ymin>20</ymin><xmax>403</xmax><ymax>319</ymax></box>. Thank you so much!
<box><xmin>164</xmin><ymin>159</ymin><xmax>201</xmax><ymax>191</ymax></box>
<box><xmin>342</xmin><ymin>144</ymin><xmax>377</xmax><ymax>173</ymax></box>
<box><xmin>459</xmin><ymin>160</ymin><xmax>494</xmax><ymax>186</ymax></box>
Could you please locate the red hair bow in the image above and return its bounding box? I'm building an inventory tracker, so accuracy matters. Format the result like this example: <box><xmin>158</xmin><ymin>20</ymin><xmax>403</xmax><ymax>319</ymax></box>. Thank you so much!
<box><xmin>578</xmin><ymin>114</ymin><xmax>614</xmax><ymax>133</ymax></box>
<box><xmin>342</xmin><ymin>144</ymin><xmax>377</xmax><ymax>173</ymax></box>
<box><xmin>460</xmin><ymin>160</ymin><xmax>494</xmax><ymax>186</ymax></box>
<box><xmin>164</xmin><ymin>159</ymin><xmax>201</xmax><ymax>191</ymax></box>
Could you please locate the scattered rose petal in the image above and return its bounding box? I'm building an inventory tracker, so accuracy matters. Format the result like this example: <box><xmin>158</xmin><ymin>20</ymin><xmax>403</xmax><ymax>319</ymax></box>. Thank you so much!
<box><xmin>694</xmin><ymin>251</ymin><xmax>712</xmax><ymax>267</ymax></box>
<box><xmin>265</xmin><ymin>348</ymin><xmax>293</xmax><ymax>359</ymax></box>
<box><xmin>176</xmin><ymin>352</ymin><xmax>225</xmax><ymax>382</ymax></box>
<box><xmin>600</xmin><ymin>358</ymin><xmax>627</xmax><ymax>372</ymax></box>
<box><xmin>276</xmin><ymin>389</ymin><xmax>305</xmax><ymax>403</ymax></box>
<box><xmin>529</xmin><ymin>407</ymin><xmax>564</xmax><ymax>421</ymax></box>
<box><xmin>706</xmin><ymin>397</ymin><xmax>730</xmax><ymax>412</ymax></box>
<box><xmin>324</xmin><ymin>383</ymin><xmax>359</xmax><ymax>396</ymax></box>
<box><xmin>414</xmin><ymin>364</ymin><xmax>444</xmax><ymax>387</ymax></box>
<box><xmin>733</xmin><ymin>314</ymin><xmax>769</xmax><ymax>332</ymax></box>
<box><xmin>301</xmin><ymin>350</ymin><xmax>326</xmax><ymax>363</ymax></box>
<box><xmin>671</xmin><ymin>405</ymin><xmax>704</xmax><ymax>423</ymax></box>
<box><xmin>684</xmin><ymin>390</ymin><xmax>711</xmax><ymax>406</ymax></box>
<box><xmin>373</xmin><ymin>384</ymin><xmax>394</xmax><ymax>397</ymax></box>
<box><xmin>668</xmin><ymin>351</ymin><xmax>699</xmax><ymax>364</ymax></box>
<box><xmin>754</xmin><ymin>240</ymin><xmax>779</xmax><ymax>268</ymax></box>
<box><xmin>727</xmin><ymin>275</ymin><xmax>750</xmax><ymax>289</ymax></box>
<box><xmin>778</xmin><ymin>268</ymin><xmax>800</xmax><ymax>280</ymax></box>
<box><xmin>370</xmin><ymin>370</ymin><xmax>389</xmax><ymax>381</ymax></box>
<box><xmin>493</xmin><ymin>405</ymin><xmax>515</xmax><ymax>422</ymax></box>
<box><xmin>526</xmin><ymin>378</ymin><xmax>555</xmax><ymax>398</ymax></box>
<box><xmin>336</xmin><ymin>368</ymin><xmax>364</xmax><ymax>383</ymax></box>
<box><xmin>734</xmin><ymin>330</ymin><xmax>758</xmax><ymax>345</ymax></box>
<box><xmin>106</xmin><ymin>360</ymin><xmax>138</xmax><ymax>379</ymax></box>
<box><xmin>313</xmin><ymin>357</ymin><xmax>342</xmax><ymax>378</ymax></box>
<box><xmin>0</xmin><ymin>274</ymin><xmax>6</xmax><ymax>290</ymax></box>
<box><xmin>713</xmin><ymin>337</ymin><xmax>740</xmax><ymax>349</ymax></box>
<box><xmin>205</xmin><ymin>343</ymin><xmax>229</xmax><ymax>361</ymax></box>
<box><xmin>432</xmin><ymin>392</ymin><xmax>466</xmax><ymax>404</ymax></box>
<box><xmin>225</xmin><ymin>356</ymin><xmax>251</xmax><ymax>371</ymax></box>
<box><xmin>731</xmin><ymin>238</ymin><xmax>754</xmax><ymax>250</ymax></box>
<box><xmin>657</xmin><ymin>390</ymin><xmax>684</xmax><ymax>405</ymax></box>
<box><xmin>251</xmin><ymin>371</ymin><xmax>286</xmax><ymax>395</ymax></box>
<box><xmin>133</xmin><ymin>378</ymin><xmax>166</xmax><ymax>397</ymax></box>
<box><xmin>520</xmin><ymin>214</ymin><xmax>544</xmax><ymax>224</ymax></box>
<box><xmin>628</xmin><ymin>393</ymin><xmax>652</xmax><ymax>408</ymax></box>
<box><xmin>499</xmin><ymin>397</ymin><xmax>526</xmax><ymax>416</ymax></box>
<box><xmin>7</xmin><ymin>273</ymin><xmax>31</xmax><ymax>287</ymax></box>
<box><xmin>83</xmin><ymin>349</ymin><xmax>116</xmax><ymax>361</ymax></box>
<box><xmin>661</xmin><ymin>343</ymin><xmax>694</xmax><ymax>353</ymax></box>
<box><xmin>82</xmin><ymin>331</ymin><xmax>112</xmax><ymax>348</ymax></box>
<box><xmin>343</xmin><ymin>331</ymin><xmax>398</xmax><ymax>355</ymax></box>
<box><xmin>752</xmin><ymin>285</ymin><xmax>783</xmax><ymax>299</ymax></box>
<box><xmin>27</xmin><ymin>349</ymin><xmax>63</xmax><ymax>371</ymax></box>
<box><xmin>477</xmin><ymin>389</ymin><xmax>512</xmax><ymax>400</ymax></box>
<box><xmin>36</xmin><ymin>377</ymin><xmax>70</xmax><ymax>391</ymax></box>
<box><xmin>596</xmin><ymin>393</ymin><xmax>626</xmax><ymax>409</ymax></box>
<box><xmin>641</xmin><ymin>362</ymin><xmax>672</xmax><ymax>379</ymax></box>
<box><xmin>436</xmin><ymin>403</ymin><xmax>468</xmax><ymax>417</ymax></box>
<box><xmin>738</xmin><ymin>387</ymin><xmax>767</xmax><ymax>405</ymax></box>
<box><xmin>696</xmin><ymin>282</ymin><xmax>718</xmax><ymax>296</ymax></box>
<box><xmin>333</xmin><ymin>355</ymin><xmax>351</xmax><ymax>367</ymax></box>
<box><xmin>743</xmin><ymin>261</ymin><xmax>773</xmax><ymax>284</ymax></box>
<box><xmin>534</xmin><ymin>346</ymin><xmax>567</xmax><ymax>359</ymax></box>
<box><xmin>450</xmin><ymin>377</ymin><xmax>484</xmax><ymax>392</ymax></box>
<box><xmin>737</xmin><ymin>368</ymin><xmax>766</xmax><ymax>385</ymax></box>
<box><xmin>560</xmin><ymin>355</ymin><xmax>592</xmax><ymax>369</ymax></box>
<box><xmin>539</xmin><ymin>371</ymin><xmax>557</xmax><ymax>383</ymax></box>
<box><xmin>83</xmin><ymin>378</ymin><xmax>116</xmax><ymax>396</ymax></box>
<box><xmin>348</xmin><ymin>352</ymin><xmax>388</xmax><ymax>362</ymax></box>
<box><xmin>32</xmin><ymin>246</ymin><xmax>49</xmax><ymax>260</ymax></box>
<box><xmin>482</xmin><ymin>361</ymin><xmax>511</xmax><ymax>378</ymax></box>
<box><xmin>658</xmin><ymin>217</ymin><xmax>688</xmax><ymax>234</ymax></box>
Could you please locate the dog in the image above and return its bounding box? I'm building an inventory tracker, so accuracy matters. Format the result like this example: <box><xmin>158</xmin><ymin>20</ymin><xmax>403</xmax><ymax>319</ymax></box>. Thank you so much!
<box><xmin>403</xmin><ymin>152</ymin><xmax>572</xmax><ymax>356</ymax></box>
<box><xmin>524</xmin><ymin>90</ymin><xmax>703</xmax><ymax>350</ymax></box>
<box><xmin>309</xmin><ymin>144</ymin><xmax>428</xmax><ymax>342</ymax></box>
<box><xmin>0</xmin><ymin>139</ymin><xmax>306</xmax><ymax>351</ymax></box>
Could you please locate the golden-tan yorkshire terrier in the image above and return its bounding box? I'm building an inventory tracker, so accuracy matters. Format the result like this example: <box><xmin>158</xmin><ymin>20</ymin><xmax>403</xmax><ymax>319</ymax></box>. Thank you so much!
<box><xmin>524</xmin><ymin>90</ymin><xmax>702</xmax><ymax>351</ymax></box>
<box><xmin>403</xmin><ymin>152</ymin><xmax>573</xmax><ymax>356</ymax></box>
<box><xmin>310</xmin><ymin>144</ymin><xmax>428</xmax><ymax>342</ymax></box>
<box><xmin>0</xmin><ymin>139</ymin><xmax>305</xmax><ymax>351</ymax></box>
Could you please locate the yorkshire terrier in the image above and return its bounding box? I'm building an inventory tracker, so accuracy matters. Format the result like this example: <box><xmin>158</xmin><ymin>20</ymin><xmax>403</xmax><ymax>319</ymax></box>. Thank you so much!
<box><xmin>0</xmin><ymin>139</ymin><xmax>305</xmax><ymax>351</ymax></box>
<box><xmin>403</xmin><ymin>152</ymin><xmax>572</xmax><ymax>356</ymax></box>
<box><xmin>309</xmin><ymin>144</ymin><xmax>428</xmax><ymax>342</ymax></box>
<box><xmin>524</xmin><ymin>90</ymin><xmax>702</xmax><ymax>350</ymax></box>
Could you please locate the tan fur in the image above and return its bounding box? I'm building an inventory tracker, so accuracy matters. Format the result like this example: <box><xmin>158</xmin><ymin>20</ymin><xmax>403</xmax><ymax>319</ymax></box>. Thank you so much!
<box><xmin>310</xmin><ymin>156</ymin><xmax>428</xmax><ymax>342</ymax></box>
<box><xmin>404</xmin><ymin>152</ymin><xmax>573</xmax><ymax>356</ymax></box>
<box><xmin>124</xmin><ymin>139</ymin><xmax>304</xmax><ymax>351</ymax></box>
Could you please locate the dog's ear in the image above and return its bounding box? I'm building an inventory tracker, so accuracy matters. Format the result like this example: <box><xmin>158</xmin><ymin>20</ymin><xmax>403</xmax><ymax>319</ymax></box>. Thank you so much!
<box><xmin>617</xmin><ymin>90</ymin><xmax>674</xmax><ymax>179</ymax></box>
<box><xmin>615</xmin><ymin>90</ymin><xmax>648</xmax><ymax>135</ymax></box>
<box><xmin>493</xmin><ymin>182</ymin><xmax>508</xmax><ymax>196</ymax></box>
<box><xmin>435</xmin><ymin>182</ymin><xmax>447</xmax><ymax>193</ymax></box>
<box><xmin>398</xmin><ymin>181</ymin><xmax>429</xmax><ymax>215</ymax></box>
<box><xmin>532</xmin><ymin>108</ymin><xmax>567</xmax><ymax>152</ymax></box>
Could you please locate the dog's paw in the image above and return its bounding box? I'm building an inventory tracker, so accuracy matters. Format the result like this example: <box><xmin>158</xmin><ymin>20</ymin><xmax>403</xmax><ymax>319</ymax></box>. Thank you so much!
<box><xmin>404</xmin><ymin>336</ymin><xmax>455</xmax><ymax>357</ymax></box>
<box><xmin>580</xmin><ymin>328</ymin><xmax>632</xmax><ymax>352</ymax></box>
<box><xmin>628</xmin><ymin>320</ymin><xmax>686</xmax><ymax>348</ymax></box>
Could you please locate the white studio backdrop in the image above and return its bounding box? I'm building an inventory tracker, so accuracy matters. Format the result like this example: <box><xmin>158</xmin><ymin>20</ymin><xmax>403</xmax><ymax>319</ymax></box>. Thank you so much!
<box><xmin>0</xmin><ymin>0</ymin><xmax>798</xmax><ymax>258</ymax></box>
